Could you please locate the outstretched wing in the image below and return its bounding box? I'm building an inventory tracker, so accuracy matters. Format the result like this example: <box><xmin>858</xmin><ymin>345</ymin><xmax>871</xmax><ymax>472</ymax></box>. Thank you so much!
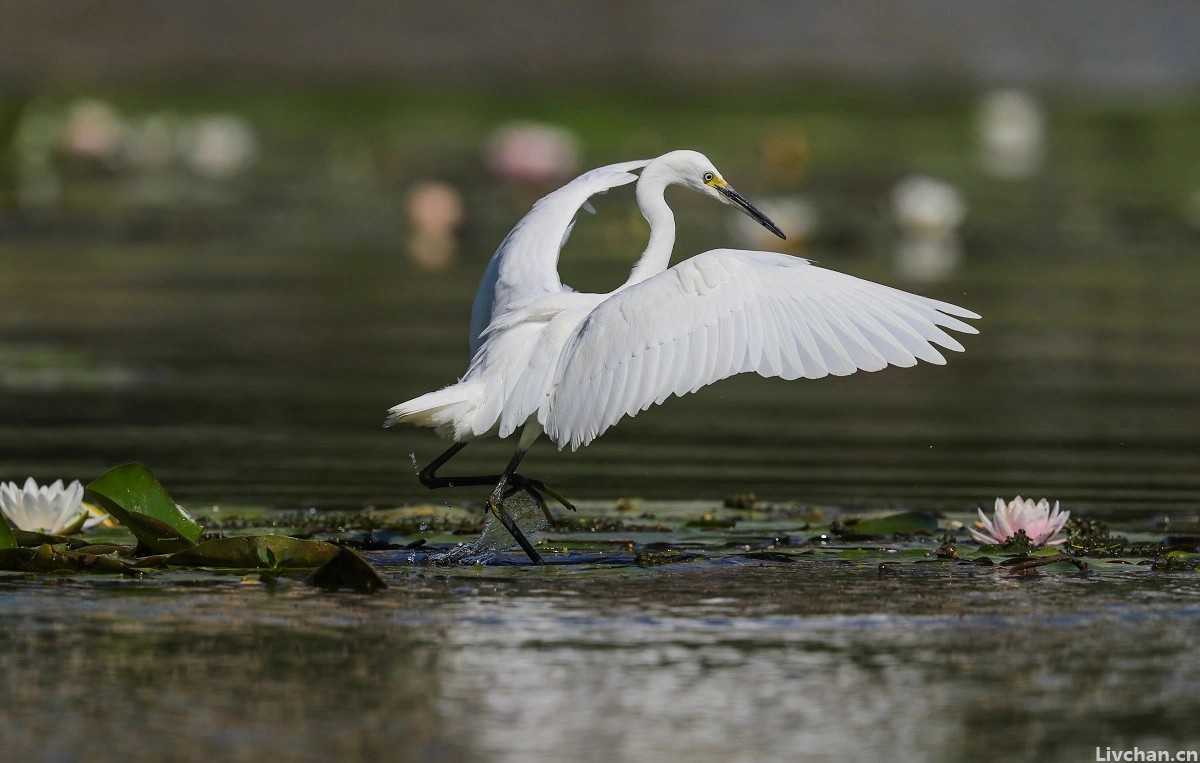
<box><xmin>540</xmin><ymin>249</ymin><xmax>980</xmax><ymax>450</ymax></box>
<box><xmin>468</xmin><ymin>159</ymin><xmax>651</xmax><ymax>355</ymax></box>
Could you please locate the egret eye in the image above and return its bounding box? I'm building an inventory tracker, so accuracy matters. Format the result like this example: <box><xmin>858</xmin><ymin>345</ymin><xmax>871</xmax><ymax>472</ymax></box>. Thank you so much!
<box><xmin>703</xmin><ymin>172</ymin><xmax>715</xmax><ymax>183</ymax></box>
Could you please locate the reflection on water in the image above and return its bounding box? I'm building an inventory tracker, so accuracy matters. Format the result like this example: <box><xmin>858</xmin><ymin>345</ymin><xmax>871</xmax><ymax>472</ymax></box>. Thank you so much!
<box><xmin>2</xmin><ymin>563</ymin><xmax>1198</xmax><ymax>761</ymax></box>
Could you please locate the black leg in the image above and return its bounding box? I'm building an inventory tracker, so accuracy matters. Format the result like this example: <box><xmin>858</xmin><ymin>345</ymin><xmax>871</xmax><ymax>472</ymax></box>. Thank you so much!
<box><xmin>416</xmin><ymin>442</ymin><xmax>548</xmax><ymax>564</ymax></box>
<box><xmin>484</xmin><ymin>447</ymin><xmax>545</xmax><ymax>564</ymax></box>
<box><xmin>418</xmin><ymin>442</ymin><xmax>575</xmax><ymax>511</ymax></box>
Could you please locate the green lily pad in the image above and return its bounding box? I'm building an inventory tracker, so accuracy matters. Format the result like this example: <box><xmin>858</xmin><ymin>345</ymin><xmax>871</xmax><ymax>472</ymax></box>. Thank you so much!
<box><xmin>86</xmin><ymin>464</ymin><xmax>202</xmax><ymax>554</ymax></box>
<box><xmin>895</xmin><ymin>548</ymin><xmax>936</xmax><ymax>559</ymax></box>
<box><xmin>167</xmin><ymin>535</ymin><xmax>339</xmax><ymax>569</ymax></box>
<box><xmin>0</xmin><ymin>544</ymin><xmax>138</xmax><ymax>574</ymax></box>
<box><xmin>843</xmin><ymin>512</ymin><xmax>939</xmax><ymax>537</ymax></box>
<box><xmin>1153</xmin><ymin>550</ymin><xmax>1200</xmax><ymax>572</ymax></box>
<box><xmin>14</xmin><ymin>530</ymin><xmax>90</xmax><ymax>549</ymax></box>
<box><xmin>0</xmin><ymin>518</ymin><xmax>15</xmax><ymax>549</ymax></box>
<box><xmin>685</xmin><ymin>513</ymin><xmax>737</xmax><ymax>529</ymax></box>
<box><xmin>304</xmin><ymin>546</ymin><xmax>387</xmax><ymax>593</ymax></box>
<box><xmin>635</xmin><ymin>543</ymin><xmax>701</xmax><ymax>566</ymax></box>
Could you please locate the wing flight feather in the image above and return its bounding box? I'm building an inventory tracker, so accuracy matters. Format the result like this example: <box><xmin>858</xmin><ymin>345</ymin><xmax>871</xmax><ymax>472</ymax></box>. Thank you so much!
<box><xmin>540</xmin><ymin>249</ymin><xmax>980</xmax><ymax>450</ymax></box>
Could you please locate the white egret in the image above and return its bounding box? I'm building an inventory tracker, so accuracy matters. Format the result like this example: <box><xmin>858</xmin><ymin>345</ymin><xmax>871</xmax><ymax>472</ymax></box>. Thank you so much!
<box><xmin>387</xmin><ymin>150</ymin><xmax>979</xmax><ymax>563</ymax></box>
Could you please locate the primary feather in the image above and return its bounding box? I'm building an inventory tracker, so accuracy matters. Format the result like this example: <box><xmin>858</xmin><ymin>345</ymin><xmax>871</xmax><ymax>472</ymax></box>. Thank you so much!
<box><xmin>539</xmin><ymin>249</ymin><xmax>979</xmax><ymax>450</ymax></box>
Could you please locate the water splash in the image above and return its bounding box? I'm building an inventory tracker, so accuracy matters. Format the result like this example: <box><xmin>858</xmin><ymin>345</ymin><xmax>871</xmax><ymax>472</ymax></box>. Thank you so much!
<box><xmin>427</xmin><ymin>492</ymin><xmax>550</xmax><ymax>565</ymax></box>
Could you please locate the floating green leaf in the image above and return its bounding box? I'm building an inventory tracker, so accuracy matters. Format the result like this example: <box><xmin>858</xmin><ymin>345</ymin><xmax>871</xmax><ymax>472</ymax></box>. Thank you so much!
<box><xmin>0</xmin><ymin>518</ymin><xmax>15</xmax><ymax>549</ymax></box>
<box><xmin>841</xmin><ymin>512</ymin><xmax>939</xmax><ymax>537</ymax></box>
<box><xmin>73</xmin><ymin>543</ymin><xmax>134</xmax><ymax>556</ymax></box>
<box><xmin>636</xmin><ymin>543</ymin><xmax>701</xmax><ymax>566</ymax></box>
<box><xmin>1153</xmin><ymin>550</ymin><xmax>1200</xmax><ymax>572</ymax></box>
<box><xmin>305</xmin><ymin>546</ymin><xmax>387</xmax><ymax>593</ymax></box>
<box><xmin>14</xmin><ymin>530</ymin><xmax>90</xmax><ymax>549</ymax></box>
<box><xmin>86</xmin><ymin>464</ymin><xmax>202</xmax><ymax>553</ymax></box>
<box><xmin>0</xmin><ymin>544</ymin><xmax>138</xmax><ymax>575</ymax></box>
<box><xmin>685</xmin><ymin>513</ymin><xmax>737</xmax><ymax>529</ymax></box>
<box><xmin>167</xmin><ymin>535</ymin><xmax>339</xmax><ymax>569</ymax></box>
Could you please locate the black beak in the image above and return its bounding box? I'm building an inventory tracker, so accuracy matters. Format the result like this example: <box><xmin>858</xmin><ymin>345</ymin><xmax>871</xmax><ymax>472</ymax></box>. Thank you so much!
<box><xmin>718</xmin><ymin>184</ymin><xmax>786</xmax><ymax>240</ymax></box>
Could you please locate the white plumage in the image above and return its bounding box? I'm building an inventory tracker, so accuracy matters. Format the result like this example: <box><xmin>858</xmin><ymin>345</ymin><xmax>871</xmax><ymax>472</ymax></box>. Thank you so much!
<box><xmin>467</xmin><ymin>160</ymin><xmax>650</xmax><ymax>356</ymax></box>
<box><xmin>388</xmin><ymin>150</ymin><xmax>978</xmax><ymax>562</ymax></box>
<box><xmin>541</xmin><ymin>248</ymin><xmax>977</xmax><ymax>450</ymax></box>
<box><xmin>390</xmin><ymin>150</ymin><xmax>978</xmax><ymax>452</ymax></box>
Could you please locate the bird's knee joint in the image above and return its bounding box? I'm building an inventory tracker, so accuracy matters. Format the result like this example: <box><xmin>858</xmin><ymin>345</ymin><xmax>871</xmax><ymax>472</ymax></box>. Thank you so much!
<box><xmin>418</xmin><ymin>468</ymin><xmax>438</xmax><ymax>489</ymax></box>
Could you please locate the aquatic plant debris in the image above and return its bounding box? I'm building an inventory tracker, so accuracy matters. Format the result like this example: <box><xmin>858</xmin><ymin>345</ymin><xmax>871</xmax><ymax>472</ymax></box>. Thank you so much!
<box><xmin>0</xmin><ymin>464</ymin><xmax>389</xmax><ymax>583</ymax></box>
<box><xmin>0</xmin><ymin>463</ymin><xmax>1195</xmax><ymax>585</ymax></box>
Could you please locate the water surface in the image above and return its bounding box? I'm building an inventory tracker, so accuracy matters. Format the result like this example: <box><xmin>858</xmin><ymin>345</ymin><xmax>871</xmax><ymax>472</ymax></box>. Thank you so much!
<box><xmin>3</xmin><ymin>558</ymin><xmax>1198</xmax><ymax>762</ymax></box>
<box><xmin>1</xmin><ymin>91</ymin><xmax>1199</xmax><ymax>761</ymax></box>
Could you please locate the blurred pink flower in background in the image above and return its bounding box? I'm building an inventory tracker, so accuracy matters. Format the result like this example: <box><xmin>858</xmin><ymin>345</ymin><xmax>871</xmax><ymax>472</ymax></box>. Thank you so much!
<box><xmin>61</xmin><ymin>99</ymin><xmax>124</xmax><ymax>164</ymax></box>
<box><xmin>484</xmin><ymin>122</ymin><xmax>581</xmax><ymax>186</ymax></box>
<box><xmin>406</xmin><ymin>180</ymin><xmax>465</xmax><ymax>271</ymax></box>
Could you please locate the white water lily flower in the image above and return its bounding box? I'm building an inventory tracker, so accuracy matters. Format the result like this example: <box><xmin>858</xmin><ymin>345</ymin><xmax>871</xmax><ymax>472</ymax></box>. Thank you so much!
<box><xmin>0</xmin><ymin>477</ymin><xmax>93</xmax><ymax>535</ymax></box>
<box><xmin>971</xmin><ymin>495</ymin><xmax>1070</xmax><ymax>547</ymax></box>
<box><xmin>892</xmin><ymin>175</ymin><xmax>966</xmax><ymax>240</ymax></box>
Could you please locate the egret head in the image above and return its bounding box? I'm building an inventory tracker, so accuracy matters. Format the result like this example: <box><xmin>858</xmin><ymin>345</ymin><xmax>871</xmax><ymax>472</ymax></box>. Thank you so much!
<box><xmin>652</xmin><ymin>150</ymin><xmax>786</xmax><ymax>240</ymax></box>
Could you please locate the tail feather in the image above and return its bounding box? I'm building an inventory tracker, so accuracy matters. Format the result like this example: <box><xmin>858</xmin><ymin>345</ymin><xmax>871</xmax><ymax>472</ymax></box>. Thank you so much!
<box><xmin>384</xmin><ymin>383</ymin><xmax>480</xmax><ymax>438</ymax></box>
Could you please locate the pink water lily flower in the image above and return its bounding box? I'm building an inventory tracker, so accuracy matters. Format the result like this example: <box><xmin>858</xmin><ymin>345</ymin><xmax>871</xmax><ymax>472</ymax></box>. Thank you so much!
<box><xmin>970</xmin><ymin>495</ymin><xmax>1070</xmax><ymax>546</ymax></box>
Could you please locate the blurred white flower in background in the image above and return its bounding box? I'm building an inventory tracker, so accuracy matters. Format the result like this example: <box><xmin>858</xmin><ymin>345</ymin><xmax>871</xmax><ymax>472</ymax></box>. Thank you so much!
<box><xmin>971</xmin><ymin>496</ymin><xmax>1070</xmax><ymax>547</ymax></box>
<box><xmin>122</xmin><ymin>113</ymin><xmax>182</xmax><ymax>173</ymax></box>
<box><xmin>406</xmin><ymin>180</ymin><xmax>466</xmax><ymax>271</ymax></box>
<box><xmin>892</xmin><ymin>175</ymin><xmax>967</xmax><ymax>238</ymax></box>
<box><xmin>729</xmin><ymin>195</ymin><xmax>817</xmax><ymax>252</ymax></box>
<box><xmin>977</xmin><ymin>89</ymin><xmax>1045</xmax><ymax>180</ymax></box>
<box><xmin>892</xmin><ymin>175</ymin><xmax>966</xmax><ymax>282</ymax></box>
<box><xmin>180</xmin><ymin>114</ymin><xmax>258</xmax><ymax>179</ymax></box>
<box><xmin>61</xmin><ymin>98</ymin><xmax>125</xmax><ymax>164</ymax></box>
<box><xmin>894</xmin><ymin>238</ymin><xmax>961</xmax><ymax>283</ymax></box>
<box><xmin>485</xmin><ymin>121</ymin><xmax>581</xmax><ymax>186</ymax></box>
<box><xmin>0</xmin><ymin>478</ymin><xmax>107</xmax><ymax>535</ymax></box>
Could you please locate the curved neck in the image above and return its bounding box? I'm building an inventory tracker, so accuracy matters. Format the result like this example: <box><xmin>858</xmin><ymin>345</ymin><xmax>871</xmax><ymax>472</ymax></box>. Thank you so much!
<box><xmin>624</xmin><ymin>173</ymin><xmax>675</xmax><ymax>287</ymax></box>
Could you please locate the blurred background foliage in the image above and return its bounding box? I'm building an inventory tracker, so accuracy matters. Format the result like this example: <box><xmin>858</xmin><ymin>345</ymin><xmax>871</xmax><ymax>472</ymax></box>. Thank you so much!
<box><xmin>0</xmin><ymin>2</ymin><xmax>1198</xmax><ymax>511</ymax></box>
